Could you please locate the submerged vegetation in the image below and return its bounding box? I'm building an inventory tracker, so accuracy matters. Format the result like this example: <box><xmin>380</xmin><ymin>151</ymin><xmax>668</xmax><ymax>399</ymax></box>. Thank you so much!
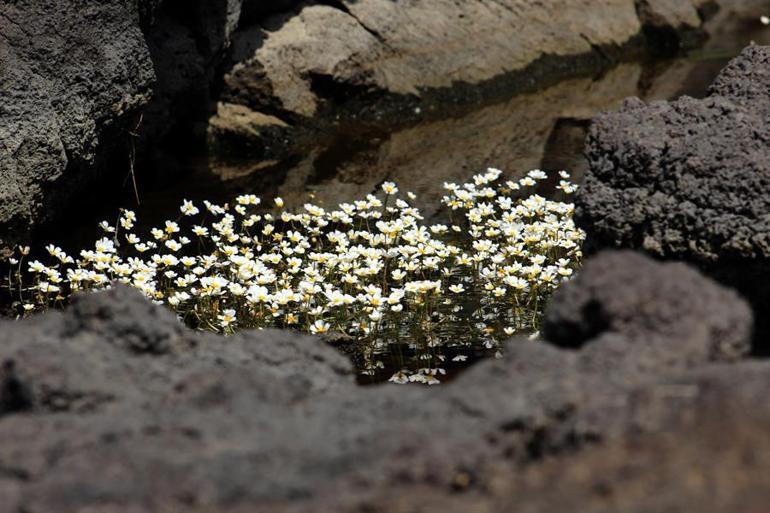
<box><xmin>3</xmin><ymin>168</ymin><xmax>584</xmax><ymax>383</ymax></box>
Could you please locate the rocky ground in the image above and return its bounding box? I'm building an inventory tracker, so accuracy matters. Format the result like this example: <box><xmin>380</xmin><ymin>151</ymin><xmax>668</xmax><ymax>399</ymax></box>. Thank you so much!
<box><xmin>576</xmin><ymin>44</ymin><xmax>770</xmax><ymax>349</ymax></box>
<box><xmin>3</xmin><ymin>250</ymin><xmax>770</xmax><ymax>513</ymax></box>
<box><xmin>1</xmin><ymin>0</ymin><xmax>764</xmax><ymax>249</ymax></box>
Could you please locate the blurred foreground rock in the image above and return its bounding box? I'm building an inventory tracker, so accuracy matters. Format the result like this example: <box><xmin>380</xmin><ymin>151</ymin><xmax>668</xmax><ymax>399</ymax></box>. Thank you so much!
<box><xmin>2</xmin><ymin>251</ymin><xmax>769</xmax><ymax>512</ymax></box>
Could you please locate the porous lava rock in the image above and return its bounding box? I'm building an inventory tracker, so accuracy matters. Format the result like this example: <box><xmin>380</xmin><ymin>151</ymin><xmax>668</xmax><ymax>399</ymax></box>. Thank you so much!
<box><xmin>0</xmin><ymin>251</ymin><xmax>765</xmax><ymax>512</ymax></box>
<box><xmin>576</xmin><ymin>45</ymin><xmax>770</xmax><ymax>349</ymax></box>
<box><xmin>0</xmin><ymin>0</ymin><xmax>155</xmax><ymax>249</ymax></box>
<box><xmin>542</xmin><ymin>250</ymin><xmax>752</xmax><ymax>366</ymax></box>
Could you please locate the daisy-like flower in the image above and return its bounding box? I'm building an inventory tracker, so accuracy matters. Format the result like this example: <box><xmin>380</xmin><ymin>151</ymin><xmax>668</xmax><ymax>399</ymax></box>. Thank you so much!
<box><xmin>389</xmin><ymin>371</ymin><xmax>410</xmax><ymax>384</ymax></box>
<box><xmin>519</xmin><ymin>177</ymin><xmax>536</xmax><ymax>187</ymax></box>
<box><xmin>28</xmin><ymin>260</ymin><xmax>47</xmax><ymax>273</ymax></box>
<box><xmin>99</xmin><ymin>221</ymin><xmax>115</xmax><ymax>233</ymax></box>
<box><xmin>219</xmin><ymin>309</ymin><xmax>237</xmax><ymax>328</ymax></box>
<box><xmin>181</xmin><ymin>200</ymin><xmax>200</xmax><ymax>216</ymax></box>
<box><xmin>381</xmin><ymin>181</ymin><xmax>398</xmax><ymax>195</ymax></box>
<box><xmin>310</xmin><ymin>320</ymin><xmax>330</xmax><ymax>334</ymax></box>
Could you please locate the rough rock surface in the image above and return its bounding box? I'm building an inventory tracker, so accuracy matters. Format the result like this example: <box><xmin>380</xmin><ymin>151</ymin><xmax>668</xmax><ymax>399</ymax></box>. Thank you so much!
<box><xmin>542</xmin><ymin>250</ymin><xmax>752</xmax><ymax>364</ymax></box>
<box><xmin>575</xmin><ymin>45</ymin><xmax>770</xmax><ymax>347</ymax></box>
<box><xmin>0</xmin><ymin>0</ymin><xmax>155</xmax><ymax>249</ymax></box>
<box><xmin>1</xmin><ymin>251</ymin><xmax>766</xmax><ymax>512</ymax></box>
<box><xmin>0</xmin><ymin>0</ymin><xmax>262</xmax><ymax>251</ymax></box>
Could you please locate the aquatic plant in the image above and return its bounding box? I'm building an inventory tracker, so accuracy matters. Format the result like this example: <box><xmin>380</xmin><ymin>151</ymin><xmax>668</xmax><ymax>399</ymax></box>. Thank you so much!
<box><xmin>3</xmin><ymin>168</ymin><xmax>584</xmax><ymax>383</ymax></box>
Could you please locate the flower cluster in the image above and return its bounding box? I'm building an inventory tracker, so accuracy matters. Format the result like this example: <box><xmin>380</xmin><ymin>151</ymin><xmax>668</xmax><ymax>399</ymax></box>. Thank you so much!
<box><xmin>3</xmin><ymin>168</ymin><xmax>584</xmax><ymax>384</ymax></box>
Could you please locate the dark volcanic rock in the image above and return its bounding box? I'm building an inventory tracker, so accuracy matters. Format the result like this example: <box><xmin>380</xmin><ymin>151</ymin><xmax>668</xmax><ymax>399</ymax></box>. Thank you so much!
<box><xmin>494</xmin><ymin>363</ymin><xmax>770</xmax><ymax>513</ymax></box>
<box><xmin>139</xmin><ymin>0</ymin><xmax>245</xmax><ymax>146</ymax></box>
<box><xmin>543</xmin><ymin>250</ymin><xmax>752</xmax><ymax>365</ymax></box>
<box><xmin>0</xmin><ymin>0</ymin><xmax>155</xmax><ymax>248</ymax></box>
<box><xmin>576</xmin><ymin>45</ymin><xmax>770</xmax><ymax>349</ymax></box>
<box><xmin>579</xmin><ymin>93</ymin><xmax>770</xmax><ymax>262</ymax></box>
<box><xmin>0</xmin><ymin>251</ymin><xmax>765</xmax><ymax>512</ymax></box>
<box><xmin>709</xmin><ymin>43</ymin><xmax>770</xmax><ymax>114</ymax></box>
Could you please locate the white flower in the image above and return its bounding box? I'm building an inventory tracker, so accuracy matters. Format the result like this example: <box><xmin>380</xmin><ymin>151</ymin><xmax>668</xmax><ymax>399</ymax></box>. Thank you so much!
<box><xmin>519</xmin><ymin>177</ymin><xmax>536</xmax><ymax>187</ymax></box>
<box><xmin>169</xmin><ymin>292</ymin><xmax>191</xmax><ymax>306</ymax></box>
<box><xmin>391</xmin><ymin>269</ymin><xmax>406</xmax><ymax>280</ymax></box>
<box><xmin>181</xmin><ymin>200</ymin><xmax>200</xmax><ymax>216</ymax></box>
<box><xmin>247</xmin><ymin>285</ymin><xmax>271</xmax><ymax>303</ymax></box>
<box><xmin>159</xmin><ymin>254</ymin><xmax>179</xmax><ymax>266</ymax></box>
<box><xmin>389</xmin><ymin>371</ymin><xmax>410</xmax><ymax>384</ymax></box>
<box><xmin>165</xmin><ymin>240</ymin><xmax>182</xmax><ymax>252</ymax></box>
<box><xmin>28</xmin><ymin>260</ymin><xmax>46</xmax><ymax>273</ymax></box>
<box><xmin>219</xmin><ymin>309</ymin><xmax>237</xmax><ymax>327</ymax></box>
<box><xmin>236</xmin><ymin>194</ymin><xmax>260</xmax><ymax>206</ymax></box>
<box><xmin>200</xmin><ymin>276</ymin><xmax>228</xmax><ymax>294</ymax></box>
<box><xmin>310</xmin><ymin>320</ymin><xmax>330</xmax><ymax>334</ymax></box>
<box><xmin>38</xmin><ymin>281</ymin><xmax>59</xmax><ymax>293</ymax></box>
<box><xmin>95</xmin><ymin>238</ymin><xmax>116</xmax><ymax>254</ymax></box>
<box><xmin>99</xmin><ymin>221</ymin><xmax>115</xmax><ymax>233</ymax></box>
<box><xmin>381</xmin><ymin>181</ymin><xmax>398</xmax><ymax>195</ymax></box>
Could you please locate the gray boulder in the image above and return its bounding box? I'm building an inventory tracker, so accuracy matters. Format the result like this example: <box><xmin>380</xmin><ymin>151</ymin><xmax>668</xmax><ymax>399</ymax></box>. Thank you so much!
<box><xmin>576</xmin><ymin>45</ymin><xmax>770</xmax><ymax>347</ymax></box>
<box><xmin>0</xmin><ymin>0</ymin><xmax>155</xmax><ymax>248</ymax></box>
<box><xmin>543</xmin><ymin>250</ymin><xmax>752</xmax><ymax>369</ymax></box>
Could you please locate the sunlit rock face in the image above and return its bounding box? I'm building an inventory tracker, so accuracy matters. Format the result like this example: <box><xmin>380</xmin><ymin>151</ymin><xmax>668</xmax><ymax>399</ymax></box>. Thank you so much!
<box><xmin>219</xmin><ymin>0</ymin><xmax>671</xmax><ymax>120</ymax></box>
